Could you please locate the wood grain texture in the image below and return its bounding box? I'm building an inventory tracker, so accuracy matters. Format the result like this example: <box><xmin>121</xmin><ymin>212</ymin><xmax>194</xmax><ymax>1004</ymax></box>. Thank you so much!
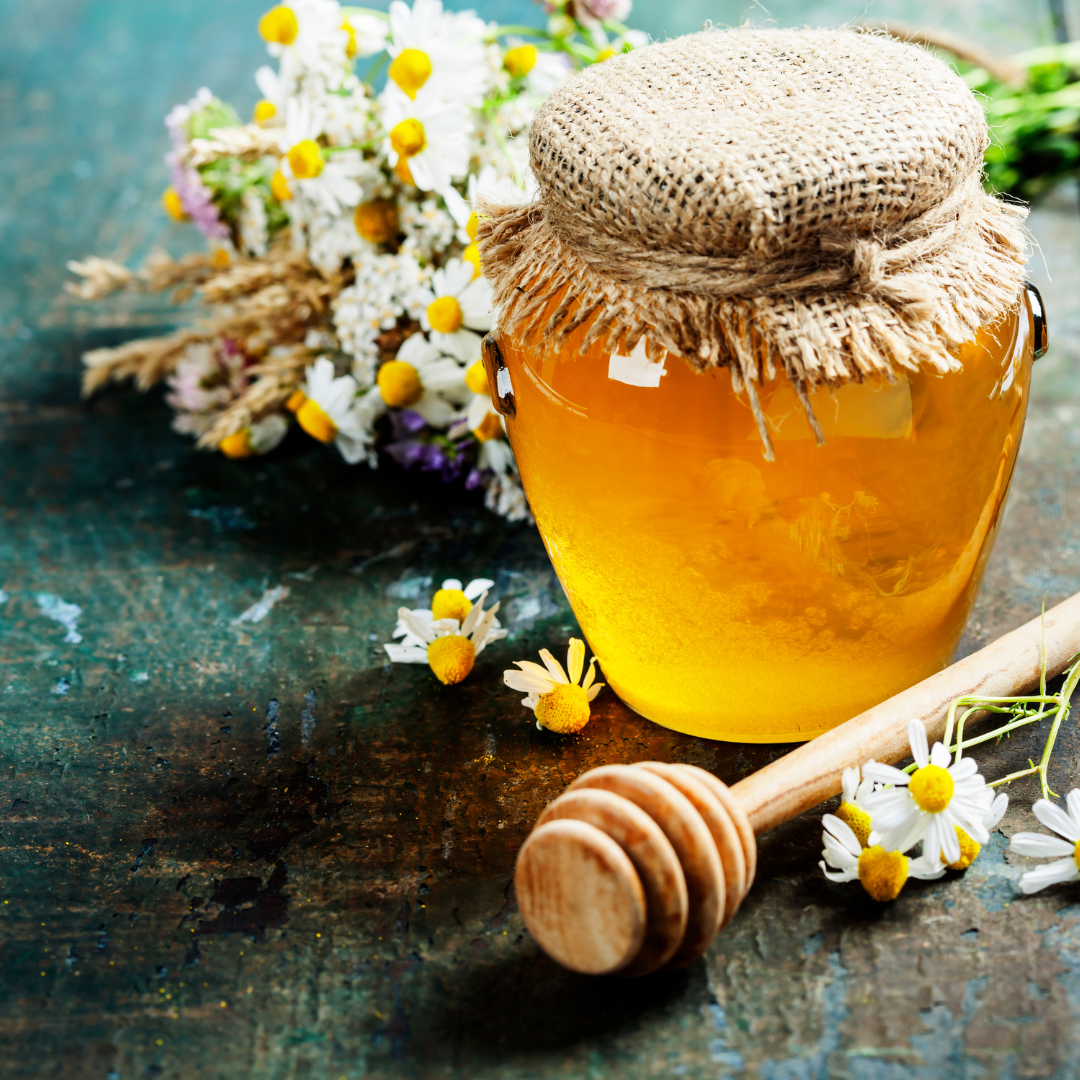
<box><xmin>537</xmin><ymin>788</ymin><xmax>688</xmax><ymax>975</ymax></box>
<box><xmin>516</xmin><ymin>819</ymin><xmax>646</xmax><ymax>975</ymax></box>
<box><xmin>733</xmin><ymin>591</ymin><xmax>1080</xmax><ymax>835</ymax></box>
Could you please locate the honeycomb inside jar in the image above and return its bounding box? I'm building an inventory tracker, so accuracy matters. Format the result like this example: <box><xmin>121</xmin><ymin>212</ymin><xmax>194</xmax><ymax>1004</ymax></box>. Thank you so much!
<box><xmin>496</xmin><ymin>294</ymin><xmax>1035</xmax><ymax>742</ymax></box>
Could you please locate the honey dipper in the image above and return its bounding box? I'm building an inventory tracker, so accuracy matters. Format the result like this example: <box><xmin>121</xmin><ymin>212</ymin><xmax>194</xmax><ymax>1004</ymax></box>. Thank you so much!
<box><xmin>515</xmin><ymin>592</ymin><xmax>1080</xmax><ymax>975</ymax></box>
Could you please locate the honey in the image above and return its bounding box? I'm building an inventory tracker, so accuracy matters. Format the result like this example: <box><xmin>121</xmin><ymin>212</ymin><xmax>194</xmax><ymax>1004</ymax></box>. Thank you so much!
<box><xmin>496</xmin><ymin>295</ymin><xmax>1036</xmax><ymax>742</ymax></box>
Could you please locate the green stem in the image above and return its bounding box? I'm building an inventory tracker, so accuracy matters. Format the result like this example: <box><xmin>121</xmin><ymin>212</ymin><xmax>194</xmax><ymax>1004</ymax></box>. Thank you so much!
<box><xmin>1037</xmin><ymin>659</ymin><xmax>1080</xmax><ymax>798</ymax></box>
<box><xmin>988</xmin><ymin>764</ymin><xmax>1040</xmax><ymax>788</ymax></box>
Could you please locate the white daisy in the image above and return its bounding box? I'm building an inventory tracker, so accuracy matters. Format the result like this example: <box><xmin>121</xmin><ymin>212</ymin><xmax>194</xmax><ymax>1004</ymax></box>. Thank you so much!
<box><xmin>258</xmin><ymin>1</ymin><xmax>352</xmax><ymax>86</ymax></box>
<box><xmin>444</xmin><ymin>165</ymin><xmax>537</xmax><ymax>276</ymax></box>
<box><xmin>504</xmin><ymin>638</ymin><xmax>604</xmax><ymax>734</ymax></box>
<box><xmin>1009</xmin><ymin>790</ymin><xmax>1080</xmax><ymax>894</ymax></box>
<box><xmin>819</xmin><ymin>814</ymin><xmax>945</xmax><ymax>902</ymax></box>
<box><xmin>862</xmin><ymin>720</ymin><xmax>991</xmax><ymax>867</ymax></box>
<box><xmin>392</xmin><ymin>577</ymin><xmax>497</xmax><ymax>645</ymax></box>
<box><xmin>385</xmin><ymin>0</ymin><xmax>490</xmax><ymax>106</ymax></box>
<box><xmin>384</xmin><ymin>589</ymin><xmax>506</xmax><ymax>685</ymax></box>
<box><xmin>377</xmin><ymin>334</ymin><xmax>469</xmax><ymax>427</ymax></box>
<box><xmin>278</xmin><ymin>96</ymin><xmax>364</xmax><ymax>215</ymax></box>
<box><xmin>502</xmin><ymin>39</ymin><xmax>572</xmax><ymax>98</ymax></box>
<box><xmin>379</xmin><ymin>88</ymin><xmax>471</xmax><ymax>196</ymax></box>
<box><xmin>218</xmin><ymin>413</ymin><xmax>289</xmax><ymax>459</ymax></box>
<box><xmin>343</xmin><ymin>10</ymin><xmax>389</xmax><ymax>59</ymax></box>
<box><xmin>833</xmin><ymin>765</ymin><xmax>877</xmax><ymax>848</ymax></box>
<box><xmin>417</xmin><ymin>258</ymin><xmax>493</xmax><ymax>360</ymax></box>
<box><xmin>292</xmin><ymin>357</ymin><xmax>384</xmax><ymax>465</ymax></box>
<box><xmin>947</xmin><ymin>790</ymin><xmax>1009</xmax><ymax>871</ymax></box>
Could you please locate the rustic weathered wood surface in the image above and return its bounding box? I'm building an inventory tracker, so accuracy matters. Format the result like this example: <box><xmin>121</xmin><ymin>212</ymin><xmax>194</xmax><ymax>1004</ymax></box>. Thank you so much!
<box><xmin>6</xmin><ymin>2</ymin><xmax>1080</xmax><ymax>1077</ymax></box>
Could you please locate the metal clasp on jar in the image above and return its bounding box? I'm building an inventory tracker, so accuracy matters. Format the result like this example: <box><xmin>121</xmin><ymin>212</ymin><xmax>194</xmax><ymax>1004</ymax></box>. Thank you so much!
<box><xmin>1024</xmin><ymin>280</ymin><xmax>1049</xmax><ymax>360</ymax></box>
<box><xmin>482</xmin><ymin>333</ymin><xmax>516</xmax><ymax>418</ymax></box>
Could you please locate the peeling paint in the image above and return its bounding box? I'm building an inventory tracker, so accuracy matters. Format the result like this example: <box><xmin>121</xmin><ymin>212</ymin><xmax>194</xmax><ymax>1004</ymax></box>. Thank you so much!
<box><xmin>35</xmin><ymin>592</ymin><xmax>82</xmax><ymax>643</ymax></box>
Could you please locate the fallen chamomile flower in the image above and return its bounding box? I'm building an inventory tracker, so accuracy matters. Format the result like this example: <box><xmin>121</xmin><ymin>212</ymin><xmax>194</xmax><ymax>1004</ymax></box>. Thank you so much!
<box><xmin>218</xmin><ymin>414</ymin><xmax>289</xmax><ymax>458</ymax></box>
<box><xmin>1009</xmin><ymin>789</ymin><xmax>1080</xmax><ymax>894</ymax></box>
<box><xmin>819</xmin><ymin>814</ymin><xmax>945</xmax><ymax>902</ymax></box>
<box><xmin>504</xmin><ymin>638</ymin><xmax>604</xmax><ymax>734</ymax></box>
<box><xmin>385</xmin><ymin>590</ymin><xmax>506</xmax><ymax>685</ymax></box>
<box><xmin>948</xmin><ymin>790</ymin><xmax>1008</xmax><ymax>871</ymax></box>
<box><xmin>391</xmin><ymin>577</ymin><xmax>498</xmax><ymax>644</ymax></box>
<box><xmin>834</xmin><ymin>765</ymin><xmax>876</xmax><ymax>847</ymax></box>
<box><xmin>862</xmin><ymin>719</ymin><xmax>990</xmax><ymax>867</ymax></box>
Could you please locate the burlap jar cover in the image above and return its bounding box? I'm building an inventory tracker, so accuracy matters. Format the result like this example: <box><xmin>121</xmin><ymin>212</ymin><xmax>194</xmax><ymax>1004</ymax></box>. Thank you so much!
<box><xmin>477</xmin><ymin>28</ymin><xmax>1029</xmax><ymax>458</ymax></box>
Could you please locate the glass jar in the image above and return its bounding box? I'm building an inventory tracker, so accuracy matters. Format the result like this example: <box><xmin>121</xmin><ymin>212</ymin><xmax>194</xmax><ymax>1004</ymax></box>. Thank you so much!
<box><xmin>486</xmin><ymin>288</ymin><xmax>1043</xmax><ymax>742</ymax></box>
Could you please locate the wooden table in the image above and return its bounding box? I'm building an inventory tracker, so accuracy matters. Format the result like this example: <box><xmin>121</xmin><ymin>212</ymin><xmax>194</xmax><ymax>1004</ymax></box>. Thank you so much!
<box><xmin>5</xmin><ymin>2</ymin><xmax>1080</xmax><ymax>1077</ymax></box>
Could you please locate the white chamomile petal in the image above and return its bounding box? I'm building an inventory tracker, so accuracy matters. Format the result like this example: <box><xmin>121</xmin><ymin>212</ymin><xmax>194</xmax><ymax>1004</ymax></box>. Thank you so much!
<box><xmin>463</xmin><ymin>578</ymin><xmax>494</xmax><ymax>600</ymax></box>
<box><xmin>1020</xmin><ymin>859</ymin><xmax>1080</xmax><ymax>894</ymax></box>
<box><xmin>862</xmin><ymin>761</ymin><xmax>912</xmax><ymax>787</ymax></box>
<box><xmin>1034</xmin><ymin>799</ymin><xmax>1080</xmax><ymax>843</ymax></box>
<box><xmin>907</xmin><ymin>719</ymin><xmax>930</xmax><ymax>769</ymax></box>
<box><xmin>1010</xmin><ymin>832</ymin><xmax>1077</xmax><ymax>858</ymax></box>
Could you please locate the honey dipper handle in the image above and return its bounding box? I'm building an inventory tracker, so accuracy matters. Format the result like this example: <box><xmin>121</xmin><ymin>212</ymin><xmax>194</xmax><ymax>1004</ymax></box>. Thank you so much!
<box><xmin>731</xmin><ymin>591</ymin><xmax>1080</xmax><ymax>835</ymax></box>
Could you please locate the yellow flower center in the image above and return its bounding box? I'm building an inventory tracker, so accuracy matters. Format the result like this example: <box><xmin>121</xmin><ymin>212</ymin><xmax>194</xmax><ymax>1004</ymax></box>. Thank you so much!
<box><xmin>948</xmin><ymin>827</ymin><xmax>982</xmax><ymax>871</ymax></box>
<box><xmin>296</xmin><ymin>399</ymin><xmax>338</xmax><ymax>444</ymax></box>
<box><xmin>595</xmin><ymin>49</ymin><xmax>616</xmax><ymax>63</ymax></box>
<box><xmin>909</xmin><ymin>764</ymin><xmax>954</xmax><ymax>814</ymax></box>
<box><xmin>535</xmin><ymin>683</ymin><xmax>592</xmax><ymax>735</ymax></box>
<box><xmin>354</xmin><ymin>199</ymin><xmax>399</xmax><ymax>244</ymax></box>
<box><xmin>465</xmin><ymin>360</ymin><xmax>488</xmax><ymax>395</ymax></box>
<box><xmin>504</xmin><ymin>44</ymin><xmax>538</xmax><ymax>78</ymax></box>
<box><xmin>431</xmin><ymin>588</ymin><xmax>472</xmax><ymax>623</ymax></box>
<box><xmin>270</xmin><ymin>169</ymin><xmax>292</xmax><ymax>202</ymax></box>
<box><xmin>342</xmin><ymin>21</ymin><xmax>357</xmax><ymax>58</ymax></box>
<box><xmin>394</xmin><ymin>157</ymin><xmax>416</xmax><ymax>187</ymax></box>
<box><xmin>211</xmin><ymin>247</ymin><xmax>231</xmax><ymax>268</ymax></box>
<box><xmin>835</xmin><ymin>802</ymin><xmax>873</xmax><ymax>848</ymax></box>
<box><xmin>288</xmin><ymin>140</ymin><xmax>324</xmax><ymax>180</ymax></box>
<box><xmin>285</xmin><ymin>388</ymin><xmax>306</xmax><ymax>413</ymax></box>
<box><xmin>472</xmin><ymin>411</ymin><xmax>503</xmax><ymax>442</ymax></box>
<box><xmin>466</xmin><ymin>212</ymin><xmax>480</xmax><ymax>241</ymax></box>
<box><xmin>219</xmin><ymin>429</ymin><xmax>255</xmax><ymax>459</ymax></box>
<box><xmin>259</xmin><ymin>6</ymin><xmax>298</xmax><ymax>45</ymax></box>
<box><xmin>1074</xmin><ymin>840</ymin><xmax>1080</xmax><ymax>872</ymax></box>
<box><xmin>253</xmin><ymin>99</ymin><xmax>277</xmax><ymax>124</ymax></box>
<box><xmin>377</xmin><ymin>360</ymin><xmax>423</xmax><ymax>408</ymax></box>
<box><xmin>856</xmin><ymin>846</ymin><xmax>908</xmax><ymax>902</ymax></box>
<box><xmin>462</xmin><ymin>242</ymin><xmax>482</xmax><ymax>279</ymax></box>
<box><xmin>389</xmin><ymin>49</ymin><xmax>433</xmax><ymax>100</ymax></box>
<box><xmin>427</xmin><ymin>296</ymin><xmax>463</xmax><ymax>334</ymax></box>
<box><xmin>427</xmin><ymin>635</ymin><xmax>475</xmax><ymax>685</ymax></box>
<box><xmin>162</xmin><ymin>187</ymin><xmax>186</xmax><ymax>222</ymax></box>
<box><xmin>390</xmin><ymin>118</ymin><xmax>427</xmax><ymax>159</ymax></box>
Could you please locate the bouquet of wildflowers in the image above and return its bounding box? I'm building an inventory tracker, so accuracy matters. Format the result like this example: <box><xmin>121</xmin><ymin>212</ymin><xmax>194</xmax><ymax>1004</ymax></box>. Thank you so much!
<box><xmin>66</xmin><ymin>0</ymin><xmax>645</xmax><ymax>522</ymax></box>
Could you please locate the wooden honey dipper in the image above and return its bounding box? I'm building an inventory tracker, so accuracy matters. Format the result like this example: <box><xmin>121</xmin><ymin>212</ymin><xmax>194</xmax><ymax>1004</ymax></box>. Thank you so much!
<box><xmin>516</xmin><ymin>592</ymin><xmax>1080</xmax><ymax>975</ymax></box>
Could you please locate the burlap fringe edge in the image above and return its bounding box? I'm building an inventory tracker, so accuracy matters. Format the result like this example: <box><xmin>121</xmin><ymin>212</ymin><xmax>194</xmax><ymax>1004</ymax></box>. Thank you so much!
<box><xmin>477</xmin><ymin>196</ymin><xmax>1029</xmax><ymax>461</ymax></box>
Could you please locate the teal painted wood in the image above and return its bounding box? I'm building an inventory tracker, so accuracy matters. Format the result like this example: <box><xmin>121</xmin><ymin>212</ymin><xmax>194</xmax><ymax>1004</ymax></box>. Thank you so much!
<box><xmin>6</xmin><ymin>2</ymin><xmax>1080</xmax><ymax>1078</ymax></box>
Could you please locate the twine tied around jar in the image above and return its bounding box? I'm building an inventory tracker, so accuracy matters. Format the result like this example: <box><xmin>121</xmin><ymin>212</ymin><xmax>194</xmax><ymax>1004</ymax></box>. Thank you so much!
<box><xmin>477</xmin><ymin>29</ymin><xmax>1030</xmax><ymax>459</ymax></box>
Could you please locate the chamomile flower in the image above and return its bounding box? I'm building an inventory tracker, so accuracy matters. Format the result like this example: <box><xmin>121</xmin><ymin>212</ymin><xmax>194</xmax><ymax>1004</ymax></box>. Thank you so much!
<box><xmin>385</xmin><ymin>590</ymin><xmax>506</xmax><ymax>685</ymax></box>
<box><xmin>259</xmin><ymin>1</ymin><xmax>352</xmax><ymax>84</ymax></box>
<box><xmin>819</xmin><ymin>814</ymin><xmax>945</xmax><ymax>902</ymax></box>
<box><xmin>502</xmin><ymin>39</ymin><xmax>572</xmax><ymax>98</ymax></box>
<box><xmin>386</xmin><ymin>0</ymin><xmax>489</xmax><ymax>106</ymax></box>
<box><xmin>292</xmin><ymin>357</ymin><xmax>383</xmax><ymax>465</ymax></box>
<box><xmin>392</xmin><ymin>577</ymin><xmax>498</xmax><ymax>645</ymax></box>
<box><xmin>444</xmin><ymin>165</ymin><xmax>537</xmax><ymax>276</ymax></box>
<box><xmin>278</xmin><ymin>97</ymin><xmax>364</xmax><ymax>215</ymax></box>
<box><xmin>504</xmin><ymin>638</ymin><xmax>604</xmax><ymax>734</ymax></box>
<box><xmin>379</xmin><ymin>89</ymin><xmax>471</xmax><ymax>195</ymax></box>
<box><xmin>218</xmin><ymin>413</ymin><xmax>289</xmax><ymax>458</ymax></box>
<box><xmin>342</xmin><ymin>10</ymin><xmax>390</xmax><ymax>59</ymax></box>
<box><xmin>417</xmin><ymin>258</ymin><xmax>493</xmax><ymax>360</ymax></box>
<box><xmin>948</xmin><ymin>791</ymin><xmax>1009</xmax><ymax>871</ymax></box>
<box><xmin>464</xmin><ymin>391</ymin><xmax>513</xmax><ymax>473</ymax></box>
<box><xmin>834</xmin><ymin>766</ymin><xmax>876</xmax><ymax>847</ymax></box>
<box><xmin>377</xmin><ymin>333</ymin><xmax>470</xmax><ymax>426</ymax></box>
<box><xmin>862</xmin><ymin>720</ymin><xmax>991</xmax><ymax>867</ymax></box>
<box><xmin>1009</xmin><ymin>790</ymin><xmax>1080</xmax><ymax>894</ymax></box>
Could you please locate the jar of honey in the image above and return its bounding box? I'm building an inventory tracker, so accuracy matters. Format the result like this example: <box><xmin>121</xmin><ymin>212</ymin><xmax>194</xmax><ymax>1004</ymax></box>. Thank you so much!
<box><xmin>478</xmin><ymin>28</ymin><xmax>1039</xmax><ymax>742</ymax></box>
